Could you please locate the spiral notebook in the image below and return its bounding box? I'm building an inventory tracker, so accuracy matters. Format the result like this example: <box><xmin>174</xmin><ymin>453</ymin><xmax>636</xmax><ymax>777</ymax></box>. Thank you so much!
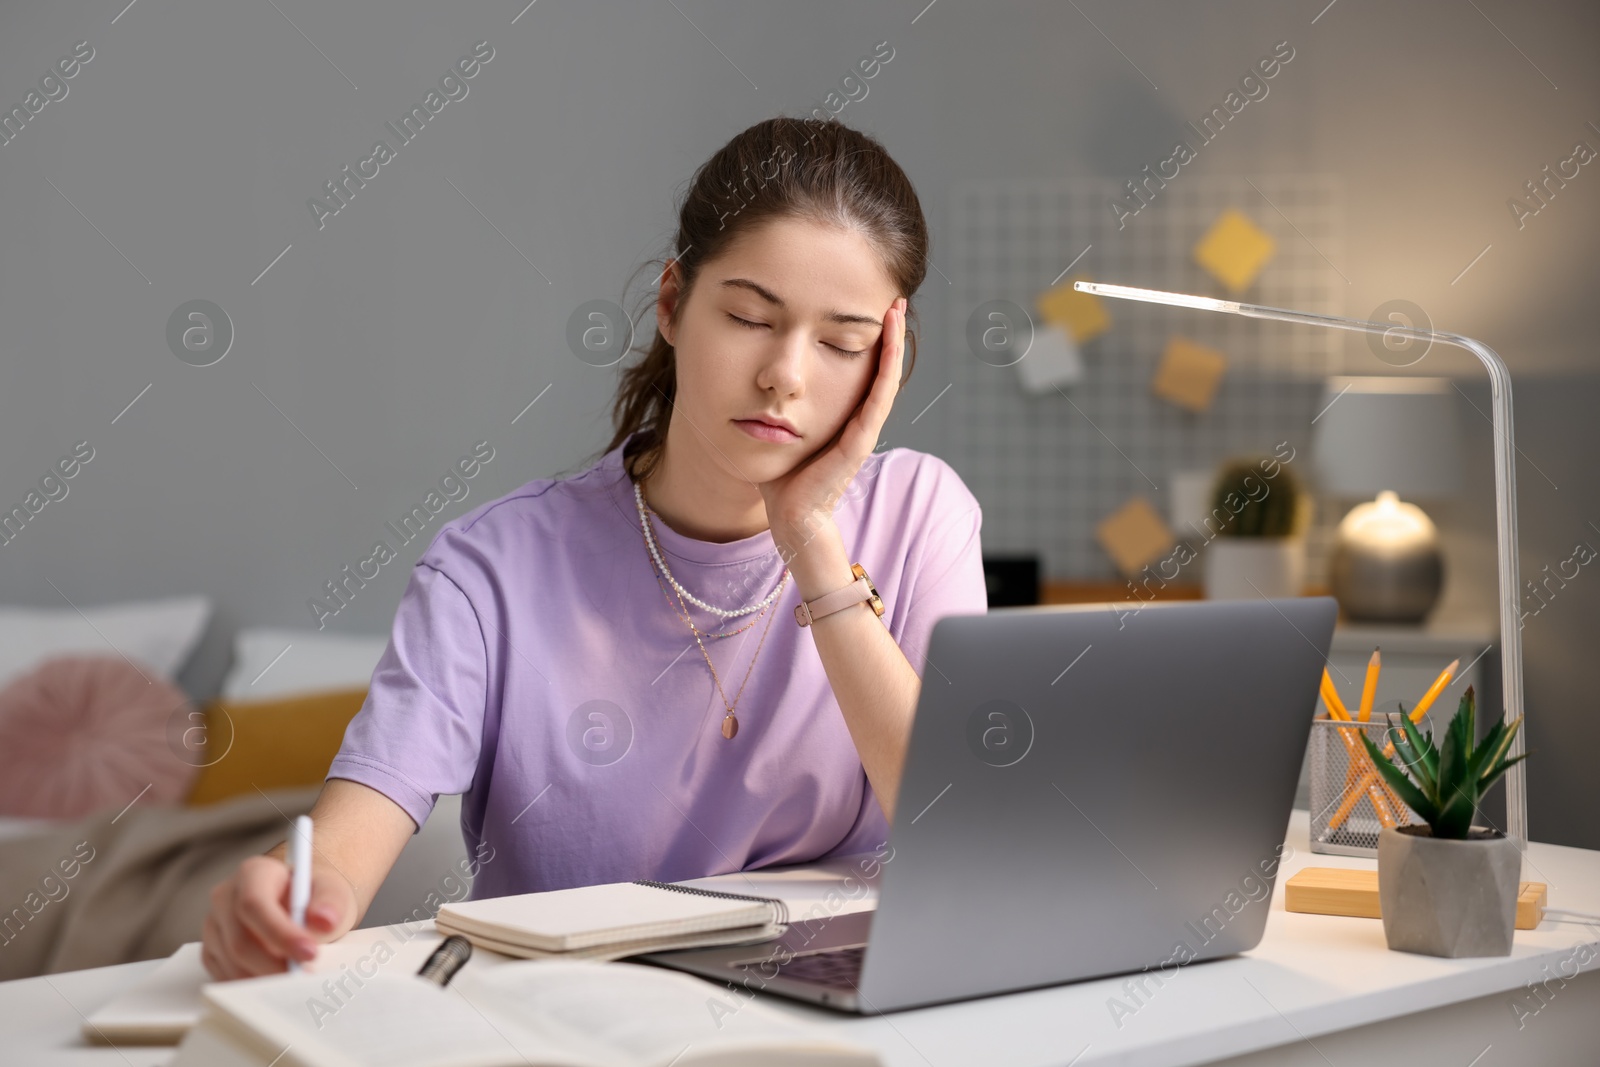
<box><xmin>434</xmin><ymin>879</ymin><xmax>790</xmax><ymax>960</ymax></box>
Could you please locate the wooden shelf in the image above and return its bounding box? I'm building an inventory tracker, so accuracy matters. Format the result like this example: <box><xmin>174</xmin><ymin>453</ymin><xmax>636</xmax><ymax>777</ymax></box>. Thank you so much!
<box><xmin>1039</xmin><ymin>581</ymin><xmax>1332</xmax><ymax>605</ymax></box>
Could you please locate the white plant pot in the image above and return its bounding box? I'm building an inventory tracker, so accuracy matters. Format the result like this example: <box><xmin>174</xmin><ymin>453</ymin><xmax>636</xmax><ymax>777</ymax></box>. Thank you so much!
<box><xmin>1204</xmin><ymin>538</ymin><xmax>1305</xmax><ymax>600</ymax></box>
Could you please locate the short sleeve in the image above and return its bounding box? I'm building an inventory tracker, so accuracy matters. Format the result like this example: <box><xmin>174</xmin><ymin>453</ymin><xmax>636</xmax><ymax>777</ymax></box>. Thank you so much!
<box><xmin>892</xmin><ymin>464</ymin><xmax>986</xmax><ymax>680</ymax></box>
<box><xmin>326</xmin><ymin>562</ymin><xmax>488</xmax><ymax>832</ymax></box>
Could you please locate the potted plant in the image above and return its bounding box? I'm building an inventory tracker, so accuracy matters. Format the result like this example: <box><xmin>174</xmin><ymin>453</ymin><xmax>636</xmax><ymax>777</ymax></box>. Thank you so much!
<box><xmin>1202</xmin><ymin>457</ymin><xmax>1310</xmax><ymax>599</ymax></box>
<box><xmin>1358</xmin><ymin>686</ymin><xmax>1529</xmax><ymax>957</ymax></box>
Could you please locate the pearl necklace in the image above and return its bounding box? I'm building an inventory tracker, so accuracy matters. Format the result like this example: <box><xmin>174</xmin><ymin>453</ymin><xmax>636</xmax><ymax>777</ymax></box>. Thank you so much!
<box><xmin>633</xmin><ymin>479</ymin><xmax>788</xmax><ymax>619</ymax></box>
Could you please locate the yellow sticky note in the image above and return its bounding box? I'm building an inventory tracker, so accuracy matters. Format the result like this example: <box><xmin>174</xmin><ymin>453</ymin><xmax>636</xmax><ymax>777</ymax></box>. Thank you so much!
<box><xmin>1035</xmin><ymin>275</ymin><xmax>1110</xmax><ymax>344</ymax></box>
<box><xmin>1152</xmin><ymin>335</ymin><xmax>1228</xmax><ymax>412</ymax></box>
<box><xmin>1193</xmin><ymin>209</ymin><xmax>1275</xmax><ymax>293</ymax></box>
<box><xmin>1096</xmin><ymin>497</ymin><xmax>1176</xmax><ymax>578</ymax></box>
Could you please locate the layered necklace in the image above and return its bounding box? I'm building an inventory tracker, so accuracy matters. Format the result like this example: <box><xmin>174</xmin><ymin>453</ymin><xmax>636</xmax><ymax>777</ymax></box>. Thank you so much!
<box><xmin>633</xmin><ymin>478</ymin><xmax>789</xmax><ymax>739</ymax></box>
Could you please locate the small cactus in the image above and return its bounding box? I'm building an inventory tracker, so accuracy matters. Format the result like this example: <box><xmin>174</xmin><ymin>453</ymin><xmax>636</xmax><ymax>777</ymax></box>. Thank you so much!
<box><xmin>1210</xmin><ymin>457</ymin><xmax>1305</xmax><ymax>538</ymax></box>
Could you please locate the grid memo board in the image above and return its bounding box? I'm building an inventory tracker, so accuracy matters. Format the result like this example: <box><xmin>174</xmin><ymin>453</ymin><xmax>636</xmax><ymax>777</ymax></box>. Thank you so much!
<box><xmin>943</xmin><ymin>174</ymin><xmax>1348</xmax><ymax>581</ymax></box>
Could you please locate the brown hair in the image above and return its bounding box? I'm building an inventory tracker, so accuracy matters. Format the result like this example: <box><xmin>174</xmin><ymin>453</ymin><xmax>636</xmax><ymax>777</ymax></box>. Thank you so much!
<box><xmin>606</xmin><ymin>116</ymin><xmax>928</xmax><ymax>481</ymax></box>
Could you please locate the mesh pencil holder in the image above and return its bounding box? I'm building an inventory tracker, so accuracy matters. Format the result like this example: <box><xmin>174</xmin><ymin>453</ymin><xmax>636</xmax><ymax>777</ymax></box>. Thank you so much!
<box><xmin>1308</xmin><ymin>717</ymin><xmax>1418</xmax><ymax>856</ymax></box>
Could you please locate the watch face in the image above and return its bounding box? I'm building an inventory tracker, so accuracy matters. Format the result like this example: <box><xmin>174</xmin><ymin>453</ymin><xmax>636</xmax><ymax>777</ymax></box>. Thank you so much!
<box><xmin>852</xmin><ymin>563</ymin><xmax>884</xmax><ymax>616</ymax></box>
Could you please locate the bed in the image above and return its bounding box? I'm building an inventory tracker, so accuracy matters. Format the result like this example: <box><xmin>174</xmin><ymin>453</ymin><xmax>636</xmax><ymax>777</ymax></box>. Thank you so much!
<box><xmin>0</xmin><ymin>596</ymin><xmax>471</xmax><ymax>981</ymax></box>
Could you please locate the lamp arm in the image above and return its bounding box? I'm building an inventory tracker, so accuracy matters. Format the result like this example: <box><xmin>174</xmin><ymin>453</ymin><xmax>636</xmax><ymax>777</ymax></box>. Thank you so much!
<box><xmin>1073</xmin><ymin>284</ymin><xmax>1527</xmax><ymax>847</ymax></box>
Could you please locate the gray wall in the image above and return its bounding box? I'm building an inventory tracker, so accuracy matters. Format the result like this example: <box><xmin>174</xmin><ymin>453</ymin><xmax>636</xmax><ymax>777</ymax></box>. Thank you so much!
<box><xmin>2</xmin><ymin>2</ymin><xmax>1596</xmax><ymax>844</ymax></box>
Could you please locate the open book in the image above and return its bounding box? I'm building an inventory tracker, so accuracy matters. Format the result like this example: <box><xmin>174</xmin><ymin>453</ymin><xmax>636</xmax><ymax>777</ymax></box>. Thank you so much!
<box><xmin>85</xmin><ymin>855</ymin><xmax>883</xmax><ymax>1047</ymax></box>
<box><xmin>435</xmin><ymin>880</ymin><xmax>789</xmax><ymax>959</ymax></box>
<box><xmin>169</xmin><ymin>958</ymin><xmax>880</xmax><ymax>1067</ymax></box>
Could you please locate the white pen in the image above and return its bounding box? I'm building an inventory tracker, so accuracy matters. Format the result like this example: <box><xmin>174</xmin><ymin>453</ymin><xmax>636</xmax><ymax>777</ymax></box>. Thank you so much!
<box><xmin>288</xmin><ymin>815</ymin><xmax>313</xmax><ymax>974</ymax></box>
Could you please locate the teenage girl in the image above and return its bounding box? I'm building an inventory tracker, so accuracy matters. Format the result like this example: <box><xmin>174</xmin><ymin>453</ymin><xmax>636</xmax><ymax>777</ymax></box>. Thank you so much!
<box><xmin>201</xmin><ymin>116</ymin><xmax>985</xmax><ymax>980</ymax></box>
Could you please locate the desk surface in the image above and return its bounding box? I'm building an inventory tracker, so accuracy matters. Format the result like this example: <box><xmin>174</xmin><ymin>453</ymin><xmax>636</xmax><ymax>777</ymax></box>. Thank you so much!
<box><xmin>6</xmin><ymin>811</ymin><xmax>1599</xmax><ymax>1067</ymax></box>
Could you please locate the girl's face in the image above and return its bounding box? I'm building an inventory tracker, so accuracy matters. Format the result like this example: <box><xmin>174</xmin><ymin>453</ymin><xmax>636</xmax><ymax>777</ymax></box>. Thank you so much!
<box><xmin>657</xmin><ymin>216</ymin><xmax>901</xmax><ymax>487</ymax></box>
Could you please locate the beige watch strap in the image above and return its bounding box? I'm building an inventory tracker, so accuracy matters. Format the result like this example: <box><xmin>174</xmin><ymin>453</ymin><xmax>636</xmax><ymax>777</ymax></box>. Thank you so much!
<box><xmin>794</xmin><ymin>564</ymin><xmax>885</xmax><ymax>628</ymax></box>
<box><xmin>794</xmin><ymin>577</ymin><xmax>871</xmax><ymax>628</ymax></box>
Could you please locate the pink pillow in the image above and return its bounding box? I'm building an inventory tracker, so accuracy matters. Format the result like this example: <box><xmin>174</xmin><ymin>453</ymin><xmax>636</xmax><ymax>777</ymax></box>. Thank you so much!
<box><xmin>0</xmin><ymin>654</ymin><xmax>200</xmax><ymax>819</ymax></box>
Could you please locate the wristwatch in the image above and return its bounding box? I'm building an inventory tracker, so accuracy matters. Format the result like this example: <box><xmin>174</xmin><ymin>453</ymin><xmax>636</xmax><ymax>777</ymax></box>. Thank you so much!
<box><xmin>794</xmin><ymin>563</ymin><xmax>886</xmax><ymax>628</ymax></box>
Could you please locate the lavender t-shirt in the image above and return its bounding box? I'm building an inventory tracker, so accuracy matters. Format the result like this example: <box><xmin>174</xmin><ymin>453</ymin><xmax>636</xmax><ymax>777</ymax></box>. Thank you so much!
<box><xmin>327</xmin><ymin>434</ymin><xmax>986</xmax><ymax>901</ymax></box>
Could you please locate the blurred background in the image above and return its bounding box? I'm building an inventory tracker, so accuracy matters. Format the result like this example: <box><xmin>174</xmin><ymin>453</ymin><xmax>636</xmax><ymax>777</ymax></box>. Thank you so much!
<box><xmin>0</xmin><ymin>0</ymin><xmax>1595</xmax><ymax>861</ymax></box>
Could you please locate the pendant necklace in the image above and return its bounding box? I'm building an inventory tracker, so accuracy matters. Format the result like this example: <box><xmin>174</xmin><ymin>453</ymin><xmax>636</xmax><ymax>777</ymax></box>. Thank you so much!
<box><xmin>634</xmin><ymin>479</ymin><xmax>788</xmax><ymax>739</ymax></box>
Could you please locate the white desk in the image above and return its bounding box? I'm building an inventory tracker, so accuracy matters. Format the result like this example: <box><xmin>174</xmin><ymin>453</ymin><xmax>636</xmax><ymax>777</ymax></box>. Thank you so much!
<box><xmin>5</xmin><ymin>811</ymin><xmax>1598</xmax><ymax>1067</ymax></box>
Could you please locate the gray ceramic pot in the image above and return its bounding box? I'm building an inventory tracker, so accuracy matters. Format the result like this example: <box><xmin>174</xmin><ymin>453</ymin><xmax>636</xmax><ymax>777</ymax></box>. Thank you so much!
<box><xmin>1377</xmin><ymin>824</ymin><xmax>1521</xmax><ymax>957</ymax></box>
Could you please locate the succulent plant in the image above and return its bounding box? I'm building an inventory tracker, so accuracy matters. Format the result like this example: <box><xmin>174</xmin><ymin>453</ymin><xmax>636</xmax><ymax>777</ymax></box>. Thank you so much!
<box><xmin>1358</xmin><ymin>686</ymin><xmax>1528</xmax><ymax>840</ymax></box>
<box><xmin>1209</xmin><ymin>457</ymin><xmax>1305</xmax><ymax>538</ymax></box>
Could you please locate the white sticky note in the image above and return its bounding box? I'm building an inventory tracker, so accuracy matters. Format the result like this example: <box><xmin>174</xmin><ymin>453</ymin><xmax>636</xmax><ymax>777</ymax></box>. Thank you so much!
<box><xmin>1168</xmin><ymin>469</ymin><xmax>1215</xmax><ymax>533</ymax></box>
<box><xmin>1016</xmin><ymin>322</ymin><xmax>1083</xmax><ymax>393</ymax></box>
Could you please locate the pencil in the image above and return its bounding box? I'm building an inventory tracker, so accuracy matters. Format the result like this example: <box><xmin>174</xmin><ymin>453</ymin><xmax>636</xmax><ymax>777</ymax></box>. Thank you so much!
<box><xmin>1325</xmin><ymin>721</ymin><xmax>1400</xmax><ymax>830</ymax></box>
<box><xmin>1370</xmin><ymin>786</ymin><xmax>1398</xmax><ymax>828</ymax></box>
<box><xmin>1335</xmin><ymin>657</ymin><xmax>1463</xmax><ymax>813</ymax></box>
<box><xmin>1320</xmin><ymin>668</ymin><xmax>1349</xmax><ymax>720</ymax></box>
<box><xmin>1320</xmin><ymin>665</ymin><xmax>1402</xmax><ymax>830</ymax></box>
<box><xmin>1369</xmin><ymin>656</ymin><xmax>1460</xmax><ymax>762</ymax></box>
<box><xmin>1357</xmin><ymin>648</ymin><xmax>1381</xmax><ymax>723</ymax></box>
<box><xmin>1407</xmin><ymin>658</ymin><xmax>1459</xmax><ymax>722</ymax></box>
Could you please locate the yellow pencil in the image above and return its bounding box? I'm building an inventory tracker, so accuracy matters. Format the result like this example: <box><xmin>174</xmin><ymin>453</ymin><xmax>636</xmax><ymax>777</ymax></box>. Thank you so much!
<box><xmin>1317</xmin><ymin>665</ymin><xmax>1393</xmax><ymax>827</ymax></box>
<box><xmin>1326</xmin><ymin>720</ymin><xmax>1401</xmax><ymax>830</ymax></box>
<box><xmin>1407</xmin><ymin>658</ymin><xmax>1459</xmax><ymax>723</ymax></box>
<box><xmin>1338</xmin><ymin>656</ymin><xmax>1465</xmax><ymax>824</ymax></box>
<box><xmin>1371</xmin><ymin>656</ymin><xmax>1461</xmax><ymax>762</ymax></box>
<box><xmin>1320</xmin><ymin>668</ymin><xmax>1350</xmax><ymax>720</ymax></box>
<box><xmin>1357</xmin><ymin>648</ymin><xmax>1381</xmax><ymax>723</ymax></box>
<box><xmin>1320</xmin><ymin>669</ymin><xmax>1367</xmax><ymax>812</ymax></box>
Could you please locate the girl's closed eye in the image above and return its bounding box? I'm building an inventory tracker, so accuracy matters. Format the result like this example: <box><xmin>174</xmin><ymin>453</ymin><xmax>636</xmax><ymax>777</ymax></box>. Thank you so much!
<box><xmin>726</xmin><ymin>312</ymin><xmax>865</xmax><ymax>357</ymax></box>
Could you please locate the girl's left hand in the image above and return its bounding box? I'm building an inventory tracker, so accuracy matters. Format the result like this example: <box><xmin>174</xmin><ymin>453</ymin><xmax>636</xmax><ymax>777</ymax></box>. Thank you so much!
<box><xmin>760</xmin><ymin>297</ymin><xmax>906</xmax><ymax>563</ymax></box>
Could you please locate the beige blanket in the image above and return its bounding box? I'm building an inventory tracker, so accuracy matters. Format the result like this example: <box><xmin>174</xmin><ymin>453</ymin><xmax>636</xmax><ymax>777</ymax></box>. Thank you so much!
<box><xmin>0</xmin><ymin>786</ymin><xmax>320</xmax><ymax>981</ymax></box>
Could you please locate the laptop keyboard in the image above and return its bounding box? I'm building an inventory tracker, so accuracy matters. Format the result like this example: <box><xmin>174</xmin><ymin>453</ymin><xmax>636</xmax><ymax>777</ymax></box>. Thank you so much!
<box><xmin>737</xmin><ymin>944</ymin><xmax>866</xmax><ymax>990</ymax></box>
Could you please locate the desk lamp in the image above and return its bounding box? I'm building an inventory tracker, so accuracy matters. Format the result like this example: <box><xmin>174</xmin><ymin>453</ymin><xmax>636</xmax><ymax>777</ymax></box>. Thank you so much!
<box><xmin>1311</xmin><ymin>377</ymin><xmax>1464</xmax><ymax>623</ymax></box>
<box><xmin>1072</xmin><ymin>280</ymin><xmax>1527</xmax><ymax>848</ymax></box>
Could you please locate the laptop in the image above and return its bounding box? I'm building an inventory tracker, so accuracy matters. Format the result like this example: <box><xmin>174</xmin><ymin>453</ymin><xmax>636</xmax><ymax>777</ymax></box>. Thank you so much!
<box><xmin>640</xmin><ymin>597</ymin><xmax>1338</xmax><ymax>1013</ymax></box>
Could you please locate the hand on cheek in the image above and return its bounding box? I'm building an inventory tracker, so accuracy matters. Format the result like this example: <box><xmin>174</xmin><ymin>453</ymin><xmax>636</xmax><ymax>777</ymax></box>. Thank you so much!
<box><xmin>759</xmin><ymin>297</ymin><xmax>906</xmax><ymax>558</ymax></box>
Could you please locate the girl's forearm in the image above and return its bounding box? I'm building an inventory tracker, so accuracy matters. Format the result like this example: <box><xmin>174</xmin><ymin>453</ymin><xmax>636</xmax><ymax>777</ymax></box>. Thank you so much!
<box><xmin>784</xmin><ymin>518</ymin><xmax>921</xmax><ymax>825</ymax></box>
<box><xmin>272</xmin><ymin>778</ymin><xmax>418</xmax><ymax>923</ymax></box>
